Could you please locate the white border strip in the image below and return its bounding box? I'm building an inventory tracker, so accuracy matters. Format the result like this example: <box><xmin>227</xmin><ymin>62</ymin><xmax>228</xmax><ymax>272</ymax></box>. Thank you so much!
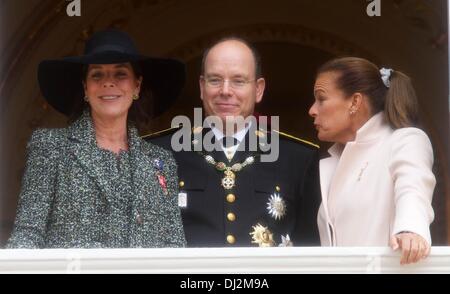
<box><xmin>1</xmin><ymin>247</ymin><xmax>450</xmax><ymax>274</ymax></box>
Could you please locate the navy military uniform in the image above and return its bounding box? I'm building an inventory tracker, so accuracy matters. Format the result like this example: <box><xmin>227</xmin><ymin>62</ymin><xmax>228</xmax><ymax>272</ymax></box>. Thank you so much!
<box><xmin>145</xmin><ymin>123</ymin><xmax>321</xmax><ymax>247</ymax></box>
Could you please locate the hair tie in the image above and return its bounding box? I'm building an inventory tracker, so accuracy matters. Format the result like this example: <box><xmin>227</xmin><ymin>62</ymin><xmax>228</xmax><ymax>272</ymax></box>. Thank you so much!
<box><xmin>380</xmin><ymin>68</ymin><xmax>393</xmax><ymax>88</ymax></box>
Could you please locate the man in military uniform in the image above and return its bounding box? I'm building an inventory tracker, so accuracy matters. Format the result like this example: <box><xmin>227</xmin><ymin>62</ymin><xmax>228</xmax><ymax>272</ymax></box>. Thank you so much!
<box><xmin>145</xmin><ymin>38</ymin><xmax>321</xmax><ymax>247</ymax></box>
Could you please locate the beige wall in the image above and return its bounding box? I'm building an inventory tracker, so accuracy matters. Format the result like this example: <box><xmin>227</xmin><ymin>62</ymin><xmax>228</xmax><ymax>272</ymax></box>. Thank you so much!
<box><xmin>1</xmin><ymin>0</ymin><xmax>448</xmax><ymax>245</ymax></box>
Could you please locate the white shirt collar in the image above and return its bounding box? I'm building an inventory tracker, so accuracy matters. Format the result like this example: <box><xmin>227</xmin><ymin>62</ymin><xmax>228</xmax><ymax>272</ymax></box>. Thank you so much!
<box><xmin>210</xmin><ymin>121</ymin><xmax>252</xmax><ymax>160</ymax></box>
<box><xmin>210</xmin><ymin>121</ymin><xmax>252</xmax><ymax>144</ymax></box>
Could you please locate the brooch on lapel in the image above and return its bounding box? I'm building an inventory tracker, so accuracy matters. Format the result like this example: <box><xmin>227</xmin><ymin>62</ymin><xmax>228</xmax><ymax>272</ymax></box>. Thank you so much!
<box><xmin>153</xmin><ymin>159</ymin><xmax>168</xmax><ymax>195</ymax></box>
<box><xmin>357</xmin><ymin>162</ymin><xmax>369</xmax><ymax>182</ymax></box>
<box><xmin>250</xmin><ymin>223</ymin><xmax>275</xmax><ymax>247</ymax></box>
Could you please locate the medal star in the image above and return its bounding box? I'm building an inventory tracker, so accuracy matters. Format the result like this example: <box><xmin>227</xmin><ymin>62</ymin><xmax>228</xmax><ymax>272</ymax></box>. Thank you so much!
<box><xmin>267</xmin><ymin>193</ymin><xmax>287</xmax><ymax>220</ymax></box>
<box><xmin>278</xmin><ymin>234</ymin><xmax>293</xmax><ymax>247</ymax></box>
<box><xmin>221</xmin><ymin>176</ymin><xmax>235</xmax><ymax>190</ymax></box>
<box><xmin>250</xmin><ymin>224</ymin><xmax>275</xmax><ymax>247</ymax></box>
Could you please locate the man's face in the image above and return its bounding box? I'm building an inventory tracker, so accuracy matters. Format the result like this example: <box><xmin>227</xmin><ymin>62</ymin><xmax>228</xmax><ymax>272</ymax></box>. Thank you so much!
<box><xmin>200</xmin><ymin>40</ymin><xmax>265</xmax><ymax>124</ymax></box>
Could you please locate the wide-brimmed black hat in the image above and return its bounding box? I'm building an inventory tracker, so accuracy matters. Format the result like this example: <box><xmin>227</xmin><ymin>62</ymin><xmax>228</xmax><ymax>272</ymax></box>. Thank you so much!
<box><xmin>38</xmin><ymin>29</ymin><xmax>185</xmax><ymax>117</ymax></box>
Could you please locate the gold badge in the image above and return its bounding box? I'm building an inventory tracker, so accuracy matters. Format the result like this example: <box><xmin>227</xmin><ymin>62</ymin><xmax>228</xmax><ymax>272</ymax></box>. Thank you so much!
<box><xmin>192</xmin><ymin>126</ymin><xmax>203</xmax><ymax>134</ymax></box>
<box><xmin>221</xmin><ymin>168</ymin><xmax>236</xmax><ymax>190</ymax></box>
<box><xmin>204</xmin><ymin>155</ymin><xmax>255</xmax><ymax>190</ymax></box>
<box><xmin>250</xmin><ymin>224</ymin><xmax>275</xmax><ymax>247</ymax></box>
<box><xmin>255</xmin><ymin>130</ymin><xmax>266</xmax><ymax>138</ymax></box>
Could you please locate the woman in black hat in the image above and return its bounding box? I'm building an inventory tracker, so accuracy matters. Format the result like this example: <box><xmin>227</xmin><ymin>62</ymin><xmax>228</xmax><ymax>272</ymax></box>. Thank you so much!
<box><xmin>7</xmin><ymin>29</ymin><xmax>186</xmax><ymax>248</ymax></box>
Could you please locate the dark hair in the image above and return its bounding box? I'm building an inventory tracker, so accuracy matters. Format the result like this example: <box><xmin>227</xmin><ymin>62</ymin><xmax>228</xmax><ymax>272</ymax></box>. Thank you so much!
<box><xmin>201</xmin><ymin>36</ymin><xmax>263</xmax><ymax>79</ymax></box>
<box><xmin>317</xmin><ymin>57</ymin><xmax>419</xmax><ymax>129</ymax></box>
<box><xmin>69</xmin><ymin>61</ymin><xmax>153</xmax><ymax>133</ymax></box>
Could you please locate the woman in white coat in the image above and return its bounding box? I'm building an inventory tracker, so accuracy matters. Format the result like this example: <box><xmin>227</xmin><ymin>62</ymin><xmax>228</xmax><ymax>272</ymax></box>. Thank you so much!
<box><xmin>309</xmin><ymin>57</ymin><xmax>435</xmax><ymax>265</ymax></box>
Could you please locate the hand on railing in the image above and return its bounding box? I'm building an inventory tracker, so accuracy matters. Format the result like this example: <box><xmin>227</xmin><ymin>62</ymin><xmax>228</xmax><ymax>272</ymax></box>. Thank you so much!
<box><xmin>390</xmin><ymin>232</ymin><xmax>431</xmax><ymax>265</ymax></box>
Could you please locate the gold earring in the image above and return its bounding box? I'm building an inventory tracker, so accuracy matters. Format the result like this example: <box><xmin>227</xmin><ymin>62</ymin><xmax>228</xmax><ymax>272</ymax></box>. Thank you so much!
<box><xmin>350</xmin><ymin>109</ymin><xmax>356</xmax><ymax>115</ymax></box>
<box><xmin>132</xmin><ymin>94</ymin><xmax>139</xmax><ymax>101</ymax></box>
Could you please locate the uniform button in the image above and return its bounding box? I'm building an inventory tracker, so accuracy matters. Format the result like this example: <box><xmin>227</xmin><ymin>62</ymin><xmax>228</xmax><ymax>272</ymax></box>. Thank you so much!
<box><xmin>226</xmin><ymin>193</ymin><xmax>236</xmax><ymax>203</ymax></box>
<box><xmin>136</xmin><ymin>214</ymin><xmax>143</xmax><ymax>225</ymax></box>
<box><xmin>227</xmin><ymin>212</ymin><xmax>236</xmax><ymax>222</ymax></box>
<box><xmin>179</xmin><ymin>181</ymin><xmax>185</xmax><ymax>188</ymax></box>
<box><xmin>226</xmin><ymin>235</ymin><xmax>236</xmax><ymax>244</ymax></box>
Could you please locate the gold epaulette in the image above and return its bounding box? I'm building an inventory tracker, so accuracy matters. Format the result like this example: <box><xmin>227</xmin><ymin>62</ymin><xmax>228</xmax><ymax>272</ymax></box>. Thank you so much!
<box><xmin>273</xmin><ymin>130</ymin><xmax>320</xmax><ymax>149</ymax></box>
<box><xmin>141</xmin><ymin>125</ymin><xmax>182</xmax><ymax>139</ymax></box>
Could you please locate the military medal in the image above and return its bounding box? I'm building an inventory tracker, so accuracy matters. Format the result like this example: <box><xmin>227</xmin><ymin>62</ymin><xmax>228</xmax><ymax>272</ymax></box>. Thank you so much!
<box><xmin>250</xmin><ymin>224</ymin><xmax>275</xmax><ymax>247</ymax></box>
<box><xmin>193</xmin><ymin>129</ymin><xmax>257</xmax><ymax>190</ymax></box>
<box><xmin>157</xmin><ymin>174</ymin><xmax>168</xmax><ymax>195</ymax></box>
<box><xmin>279</xmin><ymin>234</ymin><xmax>293</xmax><ymax>247</ymax></box>
<box><xmin>153</xmin><ymin>159</ymin><xmax>168</xmax><ymax>195</ymax></box>
<box><xmin>267</xmin><ymin>193</ymin><xmax>287</xmax><ymax>220</ymax></box>
<box><xmin>204</xmin><ymin>155</ymin><xmax>255</xmax><ymax>190</ymax></box>
<box><xmin>178</xmin><ymin>192</ymin><xmax>187</xmax><ymax>208</ymax></box>
<box><xmin>222</xmin><ymin>168</ymin><xmax>236</xmax><ymax>189</ymax></box>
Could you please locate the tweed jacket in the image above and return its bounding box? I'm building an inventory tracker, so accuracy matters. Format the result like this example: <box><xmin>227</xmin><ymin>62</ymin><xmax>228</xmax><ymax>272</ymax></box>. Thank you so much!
<box><xmin>8</xmin><ymin>111</ymin><xmax>186</xmax><ymax>248</ymax></box>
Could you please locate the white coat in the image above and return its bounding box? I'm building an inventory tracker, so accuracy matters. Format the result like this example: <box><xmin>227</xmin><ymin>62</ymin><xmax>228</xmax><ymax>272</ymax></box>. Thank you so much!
<box><xmin>318</xmin><ymin>112</ymin><xmax>435</xmax><ymax>246</ymax></box>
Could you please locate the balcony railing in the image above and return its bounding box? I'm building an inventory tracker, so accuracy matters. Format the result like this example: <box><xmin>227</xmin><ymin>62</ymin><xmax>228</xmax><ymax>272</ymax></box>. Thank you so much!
<box><xmin>1</xmin><ymin>247</ymin><xmax>450</xmax><ymax>274</ymax></box>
